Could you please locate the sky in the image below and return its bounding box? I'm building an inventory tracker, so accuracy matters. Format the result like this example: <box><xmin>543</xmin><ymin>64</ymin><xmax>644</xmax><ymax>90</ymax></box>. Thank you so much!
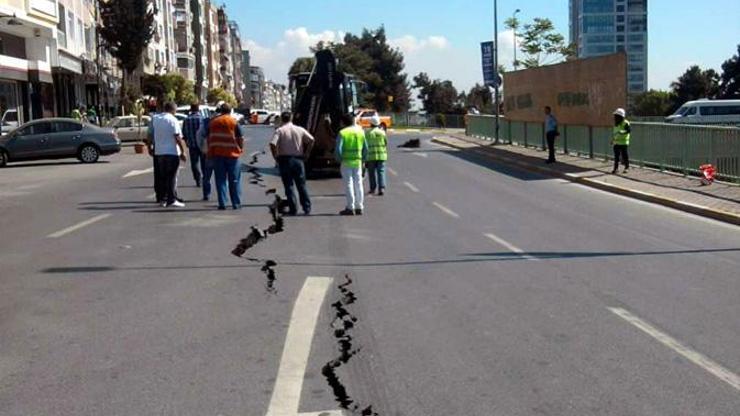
<box><xmin>224</xmin><ymin>0</ymin><xmax>740</xmax><ymax>94</ymax></box>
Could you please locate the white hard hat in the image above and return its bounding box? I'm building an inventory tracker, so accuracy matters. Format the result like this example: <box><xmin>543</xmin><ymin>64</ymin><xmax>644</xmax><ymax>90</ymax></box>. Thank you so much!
<box><xmin>370</xmin><ymin>115</ymin><xmax>381</xmax><ymax>126</ymax></box>
<box><xmin>613</xmin><ymin>108</ymin><xmax>626</xmax><ymax>117</ymax></box>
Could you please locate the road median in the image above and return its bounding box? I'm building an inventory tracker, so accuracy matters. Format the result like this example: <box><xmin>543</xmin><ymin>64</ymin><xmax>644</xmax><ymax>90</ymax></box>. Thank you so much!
<box><xmin>432</xmin><ymin>135</ymin><xmax>740</xmax><ymax>226</ymax></box>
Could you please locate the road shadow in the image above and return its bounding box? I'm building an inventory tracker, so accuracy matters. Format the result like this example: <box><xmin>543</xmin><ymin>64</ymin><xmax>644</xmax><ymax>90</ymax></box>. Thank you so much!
<box><xmin>1</xmin><ymin>160</ymin><xmax>110</xmax><ymax>169</ymax></box>
<box><xmin>441</xmin><ymin>145</ymin><xmax>594</xmax><ymax>182</ymax></box>
<box><xmin>42</xmin><ymin>264</ymin><xmax>261</xmax><ymax>274</ymax></box>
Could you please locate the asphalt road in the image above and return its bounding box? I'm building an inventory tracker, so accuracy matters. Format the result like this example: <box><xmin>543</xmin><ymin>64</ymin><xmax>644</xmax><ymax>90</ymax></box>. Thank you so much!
<box><xmin>0</xmin><ymin>125</ymin><xmax>738</xmax><ymax>415</ymax></box>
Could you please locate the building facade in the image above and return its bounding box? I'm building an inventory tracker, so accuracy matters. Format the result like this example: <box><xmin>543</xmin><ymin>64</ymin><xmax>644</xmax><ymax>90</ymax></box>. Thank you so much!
<box><xmin>569</xmin><ymin>0</ymin><xmax>648</xmax><ymax>93</ymax></box>
<box><xmin>191</xmin><ymin>0</ymin><xmax>207</xmax><ymax>100</ymax></box>
<box><xmin>248</xmin><ymin>66</ymin><xmax>264</xmax><ymax>108</ymax></box>
<box><xmin>204</xmin><ymin>0</ymin><xmax>220</xmax><ymax>93</ymax></box>
<box><xmin>144</xmin><ymin>0</ymin><xmax>176</xmax><ymax>75</ymax></box>
<box><xmin>1</xmin><ymin>0</ymin><xmax>60</xmax><ymax>124</ymax></box>
<box><xmin>240</xmin><ymin>50</ymin><xmax>250</xmax><ymax>105</ymax></box>
<box><xmin>216</xmin><ymin>7</ymin><xmax>232</xmax><ymax>94</ymax></box>
<box><xmin>173</xmin><ymin>0</ymin><xmax>194</xmax><ymax>81</ymax></box>
<box><xmin>263</xmin><ymin>81</ymin><xmax>289</xmax><ymax>112</ymax></box>
<box><xmin>227</xmin><ymin>20</ymin><xmax>242</xmax><ymax>102</ymax></box>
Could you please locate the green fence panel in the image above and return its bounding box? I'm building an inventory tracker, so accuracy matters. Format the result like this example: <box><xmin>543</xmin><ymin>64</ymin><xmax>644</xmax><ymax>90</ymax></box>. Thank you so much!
<box><xmin>509</xmin><ymin>121</ymin><xmax>526</xmax><ymax>146</ymax></box>
<box><xmin>564</xmin><ymin>125</ymin><xmax>590</xmax><ymax>156</ymax></box>
<box><xmin>526</xmin><ymin>122</ymin><xmax>544</xmax><ymax>149</ymax></box>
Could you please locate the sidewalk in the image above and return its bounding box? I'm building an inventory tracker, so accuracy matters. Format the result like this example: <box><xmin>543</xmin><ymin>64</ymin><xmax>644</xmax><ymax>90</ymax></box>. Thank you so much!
<box><xmin>433</xmin><ymin>134</ymin><xmax>740</xmax><ymax>226</ymax></box>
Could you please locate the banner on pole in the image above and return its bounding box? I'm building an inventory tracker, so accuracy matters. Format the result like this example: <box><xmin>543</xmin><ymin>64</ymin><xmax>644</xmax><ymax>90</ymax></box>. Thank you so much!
<box><xmin>481</xmin><ymin>41</ymin><xmax>501</xmax><ymax>88</ymax></box>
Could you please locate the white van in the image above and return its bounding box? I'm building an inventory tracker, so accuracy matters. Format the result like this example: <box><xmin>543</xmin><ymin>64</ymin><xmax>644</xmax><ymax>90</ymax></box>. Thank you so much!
<box><xmin>665</xmin><ymin>99</ymin><xmax>740</xmax><ymax>126</ymax></box>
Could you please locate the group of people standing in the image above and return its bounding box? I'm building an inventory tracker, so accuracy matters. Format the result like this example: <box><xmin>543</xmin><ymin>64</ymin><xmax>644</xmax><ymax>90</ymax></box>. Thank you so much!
<box><xmin>145</xmin><ymin>103</ymin><xmax>389</xmax><ymax>216</ymax></box>
<box><xmin>146</xmin><ymin>102</ymin><xmax>244</xmax><ymax>209</ymax></box>
<box><xmin>544</xmin><ymin>106</ymin><xmax>631</xmax><ymax>174</ymax></box>
<box><xmin>269</xmin><ymin>111</ymin><xmax>389</xmax><ymax>216</ymax></box>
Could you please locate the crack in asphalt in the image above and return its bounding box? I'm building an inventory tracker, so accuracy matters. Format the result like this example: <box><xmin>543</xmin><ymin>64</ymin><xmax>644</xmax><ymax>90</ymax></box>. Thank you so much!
<box><xmin>322</xmin><ymin>275</ymin><xmax>378</xmax><ymax>415</ymax></box>
<box><xmin>397</xmin><ymin>138</ymin><xmax>421</xmax><ymax>148</ymax></box>
<box><xmin>231</xmin><ymin>151</ymin><xmax>287</xmax><ymax>295</ymax></box>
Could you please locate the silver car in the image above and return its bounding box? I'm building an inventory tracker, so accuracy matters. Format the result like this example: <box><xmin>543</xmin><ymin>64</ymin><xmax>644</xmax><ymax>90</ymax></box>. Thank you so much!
<box><xmin>0</xmin><ymin>118</ymin><xmax>121</xmax><ymax>167</ymax></box>
<box><xmin>107</xmin><ymin>115</ymin><xmax>151</xmax><ymax>142</ymax></box>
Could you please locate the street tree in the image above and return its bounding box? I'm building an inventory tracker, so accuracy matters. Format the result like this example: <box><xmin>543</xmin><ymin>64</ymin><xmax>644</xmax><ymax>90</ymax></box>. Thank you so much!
<box><xmin>670</xmin><ymin>65</ymin><xmax>720</xmax><ymax>110</ymax></box>
<box><xmin>98</xmin><ymin>0</ymin><xmax>156</xmax><ymax>111</ymax></box>
<box><xmin>308</xmin><ymin>27</ymin><xmax>412</xmax><ymax>112</ymax></box>
<box><xmin>288</xmin><ymin>57</ymin><xmax>316</xmax><ymax>76</ymax></box>
<box><xmin>412</xmin><ymin>72</ymin><xmax>463</xmax><ymax>114</ymax></box>
<box><xmin>465</xmin><ymin>84</ymin><xmax>494</xmax><ymax>113</ymax></box>
<box><xmin>207</xmin><ymin>87</ymin><xmax>237</xmax><ymax>107</ymax></box>
<box><xmin>513</xmin><ymin>18</ymin><xmax>575</xmax><ymax>69</ymax></box>
<box><xmin>629</xmin><ymin>90</ymin><xmax>676</xmax><ymax>116</ymax></box>
<box><xmin>718</xmin><ymin>44</ymin><xmax>740</xmax><ymax>99</ymax></box>
<box><xmin>142</xmin><ymin>73</ymin><xmax>197</xmax><ymax>106</ymax></box>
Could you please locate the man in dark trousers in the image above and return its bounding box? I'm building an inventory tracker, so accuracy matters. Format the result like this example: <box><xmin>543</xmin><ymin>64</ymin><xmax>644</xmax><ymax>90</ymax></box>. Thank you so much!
<box><xmin>147</xmin><ymin>102</ymin><xmax>187</xmax><ymax>207</ymax></box>
<box><xmin>611</xmin><ymin>108</ymin><xmax>631</xmax><ymax>174</ymax></box>
<box><xmin>182</xmin><ymin>103</ymin><xmax>205</xmax><ymax>187</ymax></box>
<box><xmin>544</xmin><ymin>106</ymin><xmax>559</xmax><ymax>164</ymax></box>
<box><xmin>270</xmin><ymin>112</ymin><xmax>315</xmax><ymax>216</ymax></box>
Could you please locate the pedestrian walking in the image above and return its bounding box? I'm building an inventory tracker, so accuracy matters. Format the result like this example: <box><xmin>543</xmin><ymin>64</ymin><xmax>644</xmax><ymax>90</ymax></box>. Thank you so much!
<box><xmin>207</xmin><ymin>103</ymin><xmax>244</xmax><ymax>210</ymax></box>
<box><xmin>336</xmin><ymin>113</ymin><xmax>367</xmax><ymax>216</ymax></box>
<box><xmin>182</xmin><ymin>103</ymin><xmax>205</xmax><ymax>188</ymax></box>
<box><xmin>270</xmin><ymin>111</ymin><xmax>315</xmax><ymax>216</ymax></box>
<box><xmin>611</xmin><ymin>108</ymin><xmax>631</xmax><ymax>174</ymax></box>
<box><xmin>147</xmin><ymin>102</ymin><xmax>187</xmax><ymax>208</ymax></box>
<box><xmin>544</xmin><ymin>106</ymin><xmax>559</xmax><ymax>164</ymax></box>
<box><xmin>365</xmin><ymin>115</ymin><xmax>388</xmax><ymax>196</ymax></box>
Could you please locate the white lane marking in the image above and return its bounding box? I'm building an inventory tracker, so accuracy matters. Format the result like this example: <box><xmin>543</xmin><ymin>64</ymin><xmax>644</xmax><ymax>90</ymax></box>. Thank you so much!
<box><xmin>387</xmin><ymin>167</ymin><xmax>398</xmax><ymax>176</ymax></box>
<box><xmin>47</xmin><ymin>214</ymin><xmax>112</xmax><ymax>239</ymax></box>
<box><xmin>403</xmin><ymin>181</ymin><xmax>419</xmax><ymax>193</ymax></box>
<box><xmin>298</xmin><ymin>412</ymin><xmax>345</xmax><ymax>416</ymax></box>
<box><xmin>147</xmin><ymin>193</ymin><xmax>157</xmax><ymax>200</ymax></box>
<box><xmin>266</xmin><ymin>277</ymin><xmax>334</xmax><ymax>416</ymax></box>
<box><xmin>608</xmin><ymin>307</ymin><xmax>740</xmax><ymax>392</ymax></box>
<box><xmin>122</xmin><ymin>167</ymin><xmax>154</xmax><ymax>178</ymax></box>
<box><xmin>484</xmin><ymin>233</ymin><xmax>539</xmax><ymax>261</ymax></box>
<box><xmin>412</xmin><ymin>152</ymin><xmax>429</xmax><ymax>158</ymax></box>
<box><xmin>432</xmin><ymin>202</ymin><xmax>460</xmax><ymax>219</ymax></box>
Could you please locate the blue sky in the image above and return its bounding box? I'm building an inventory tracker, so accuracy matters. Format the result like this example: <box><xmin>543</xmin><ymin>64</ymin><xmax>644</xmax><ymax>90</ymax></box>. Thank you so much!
<box><xmin>225</xmin><ymin>0</ymin><xmax>740</xmax><ymax>93</ymax></box>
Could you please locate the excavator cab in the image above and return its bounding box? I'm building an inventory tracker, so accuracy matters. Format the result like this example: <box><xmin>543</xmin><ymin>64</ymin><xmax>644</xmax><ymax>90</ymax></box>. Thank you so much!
<box><xmin>289</xmin><ymin>49</ymin><xmax>363</xmax><ymax>175</ymax></box>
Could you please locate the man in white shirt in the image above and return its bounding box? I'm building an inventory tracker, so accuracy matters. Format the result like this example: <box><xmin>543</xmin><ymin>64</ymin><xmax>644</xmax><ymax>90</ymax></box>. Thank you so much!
<box><xmin>147</xmin><ymin>102</ymin><xmax>187</xmax><ymax>207</ymax></box>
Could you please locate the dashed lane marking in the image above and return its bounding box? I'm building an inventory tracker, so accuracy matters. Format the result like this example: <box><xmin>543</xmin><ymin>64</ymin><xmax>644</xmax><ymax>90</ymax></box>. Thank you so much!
<box><xmin>387</xmin><ymin>167</ymin><xmax>398</xmax><ymax>176</ymax></box>
<box><xmin>265</xmin><ymin>277</ymin><xmax>336</xmax><ymax>416</ymax></box>
<box><xmin>608</xmin><ymin>307</ymin><xmax>740</xmax><ymax>392</ymax></box>
<box><xmin>47</xmin><ymin>214</ymin><xmax>112</xmax><ymax>239</ymax></box>
<box><xmin>412</xmin><ymin>152</ymin><xmax>429</xmax><ymax>158</ymax></box>
<box><xmin>122</xmin><ymin>167</ymin><xmax>154</xmax><ymax>178</ymax></box>
<box><xmin>484</xmin><ymin>233</ymin><xmax>539</xmax><ymax>261</ymax></box>
<box><xmin>403</xmin><ymin>181</ymin><xmax>420</xmax><ymax>193</ymax></box>
<box><xmin>432</xmin><ymin>202</ymin><xmax>460</xmax><ymax>219</ymax></box>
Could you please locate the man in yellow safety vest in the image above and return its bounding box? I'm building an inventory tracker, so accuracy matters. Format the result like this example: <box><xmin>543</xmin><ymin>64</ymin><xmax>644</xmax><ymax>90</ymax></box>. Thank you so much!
<box><xmin>335</xmin><ymin>113</ymin><xmax>368</xmax><ymax>216</ymax></box>
<box><xmin>611</xmin><ymin>108</ymin><xmax>631</xmax><ymax>174</ymax></box>
<box><xmin>365</xmin><ymin>115</ymin><xmax>388</xmax><ymax>196</ymax></box>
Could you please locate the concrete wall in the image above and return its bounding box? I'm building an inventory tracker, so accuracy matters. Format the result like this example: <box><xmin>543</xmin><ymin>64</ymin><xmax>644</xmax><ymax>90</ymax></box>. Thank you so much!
<box><xmin>503</xmin><ymin>53</ymin><xmax>627</xmax><ymax>127</ymax></box>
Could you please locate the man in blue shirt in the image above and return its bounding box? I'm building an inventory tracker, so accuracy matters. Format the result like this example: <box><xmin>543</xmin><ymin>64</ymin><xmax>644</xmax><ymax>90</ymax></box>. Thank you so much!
<box><xmin>544</xmin><ymin>106</ymin><xmax>559</xmax><ymax>164</ymax></box>
<box><xmin>182</xmin><ymin>103</ymin><xmax>205</xmax><ymax>187</ymax></box>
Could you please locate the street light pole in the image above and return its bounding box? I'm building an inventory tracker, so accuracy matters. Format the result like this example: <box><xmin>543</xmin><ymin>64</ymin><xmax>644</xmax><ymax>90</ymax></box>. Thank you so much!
<box><xmin>513</xmin><ymin>9</ymin><xmax>521</xmax><ymax>70</ymax></box>
<box><xmin>493</xmin><ymin>0</ymin><xmax>499</xmax><ymax>144</ymax></box>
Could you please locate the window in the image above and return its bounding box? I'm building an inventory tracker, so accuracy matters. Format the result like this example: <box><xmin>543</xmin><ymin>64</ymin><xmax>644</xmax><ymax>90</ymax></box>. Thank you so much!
<box><xmin>628</xmin><ymin>0</ymin><xmax>646</xmax><ymax>13</ymax></box>
<box><xmin>617</xmin><ymin>15</ymin><xmax>625</xmax><ymax>22</ymax></box>
<box><xmin>583</xmin><ymin>15</ymin><xmax>614</xmax><ymax>33</ymax></box>
<box><xmin>628</xmin><ymin>43</ymin><xmax>644</xmax><ymax>52</ymax></box>
<box><xmin>628</xmin><ymin>15</ymin><xmax>647</xmax><ymax>32</ymax></box>
<box><xmin>617</xmin><ymin>25</ymin><xmax>625</xmax><ymax>32</ymax></box>
<box><xmin>700</xmin><ymin>106</ymin><xmax>740</xmax><ymax>116</ymax></box>
<box><xmin>586</xmin><ymin>44</ymin><xmax>615</xmax><ymax>55</ymax></box>
<box><xmin>629</xmin><ymin>74</ymin><xmax>644</xmax><ymax>82</ymax></box>
<box><xmin>117</xmin><ymin>118</ymin><xmax>133</xmax><ymax>128</ymax></box>
<box><xmin>583</xmin><ymin>0</ymin><xmax>614</xmax><ymax>13</ymax></box>
<box><xmin>77</xmin><ymin>18</ymin><xmax>84</xmax><ymax>50</ymax></box>
<box><xmin>617</xmin><ymin>35</ymin><xmax>625</xmax><ymax>42</ymax></box>
<box><xmin>53</xmin><ymin>121</ymin><xmax>83</xmax><ymax>132</ymax></box>
<box><xmin>66</xmin><ymin>11</ymin><xmax>75</xmax><ymax>42</ymax></box>
<box><xmin>586</xmin><ymin>35</ymin><xmax>614</xmax><ymax>43</ymax></box>
<box><xmin>617</xmin><ymin>5</ymin><xmax>625</xmax><ymax>11</ymax></box>
<box><xmin>19</xmin><ymin>122</ymin><xmax>53</xmax><ymax>136</ymax></box>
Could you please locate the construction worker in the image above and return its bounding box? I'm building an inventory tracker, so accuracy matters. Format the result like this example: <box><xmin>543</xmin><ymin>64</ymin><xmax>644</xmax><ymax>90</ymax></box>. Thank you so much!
<box><xmin>70</xmin><ymin>107</ymin><xmax>82</xmax><ymax>121</ymax></box>
<box><xmin>611</xmin><ymin>108</ymin><xmax>631</xmax><ymax>174</ymax></box>
<box><xmin>365</xmin><ymin>115</ymin><xmax>388</xmax><ymax>196</ymax></box>
<box><xmin>207</xmin><ymin>103</ymin><xmax>244</xmax><ymax>210</ymax></box>
<box><xmin>336</xmin><ymin>113</ymin><xmax>367</xmax><ymax>216</ymax></box>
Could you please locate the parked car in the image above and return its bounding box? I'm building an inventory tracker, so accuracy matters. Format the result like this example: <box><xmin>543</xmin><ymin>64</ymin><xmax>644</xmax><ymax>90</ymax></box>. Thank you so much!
<box><xmin>107</xmin><ymin>115</ymin><xmax>151</xmax><ymax>142</ymax></box>
<box><xmin>0</xmin><ymin>118</ymin><xmax>120</xmax><ymax>167</ymax></box>
<box><xmin>665</xmin><ymin>99</ymin><xmax>740</xmax><ymax>126</ymax></box>
<box><xmin>176</xmin><ymin>105</ymin><xmax>213</xmax><ymax>119</ymax></box>
<box><xmin>1</xmin><ymin>109</ymin><xmax>20</xmax><ymax>136</ymax></box>
<box><xmin>356</xmin><ymin>108</ymin><xmax>392</xmax><ymax>130</ymax></box>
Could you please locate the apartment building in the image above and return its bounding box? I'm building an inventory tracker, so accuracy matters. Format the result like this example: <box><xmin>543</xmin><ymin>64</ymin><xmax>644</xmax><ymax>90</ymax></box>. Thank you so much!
<box><xmin>204</xmin><ymin>0</ymin><xmax>220</xmax><ymax>92</ymax></box>
<box><xmin>0</xmin><ymin>0</ymin><xmax>58</xmax><ymax>123</ymax></box>
<box><xmin>228</xmin><ymin>20</ymin><xmax>242</xmax><ymax>102</ymax></box>
<box><xmin>216</xmin><ymin>7</ymin><xmax>233</xmax><ymax>94</ymax></box>
<box><xmin>173</xmin><ymin>0</ymin><xmax>194</xmax><ymax>80</ymax></box>
<box><xmin>248</xmin><ymin>66</ymin><xmax>264</xmax><ymax>108</ymax></box>
<box><xmin>144</xmin><ymin>0</ymin><xmax>176</xmax><ymax>75</ymax></box>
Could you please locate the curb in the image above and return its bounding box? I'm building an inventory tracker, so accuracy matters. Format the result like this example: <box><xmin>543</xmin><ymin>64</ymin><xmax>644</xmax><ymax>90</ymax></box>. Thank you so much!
<box><xmin>432</xmin><ymin>137</ymin><xmax>740</xmax><ymax>227</ymax></box>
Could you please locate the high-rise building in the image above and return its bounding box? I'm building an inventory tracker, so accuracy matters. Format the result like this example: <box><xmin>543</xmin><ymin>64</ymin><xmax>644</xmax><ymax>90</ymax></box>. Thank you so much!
<box><xmin>228</xmin><ymin>20</ymin><xmax>243</xmax><ymax>102</ymax></box>
<box><xmin>216</xmin><ymin>8</ymin><xmax>233</xmax><ymax>95</ymax></box>
<box><xmin>191</xmin><ymin>0</ymin><xmax>208</xmax><ymax>100</ymax></box>
<box><xmin>569</xmin><ymin>0</ymin><xmax>648</xmax><ymax>93</ymax></box>
<box><xmin>174</xmin><ymin>0</ymin><xmax>195</xmax><ymax>81</ymax></box>
<box><xmin>144</xmin><ymin>0</ymin><xmax>176</xmax><ymax>75</ymax></box>
<box><xmin>249</xmin><ymin>66</ymin><xmax>264</xmax><ymax>108</ymax></box>
<box><xmin>241</xmin><ymin>50</ymin><xmax>251</xmax><ymax>106</ymax></box>
<box><xmin>204</xmin><ymin>0</ymin><xmax>221</xmax><ymax>92</ymax></box>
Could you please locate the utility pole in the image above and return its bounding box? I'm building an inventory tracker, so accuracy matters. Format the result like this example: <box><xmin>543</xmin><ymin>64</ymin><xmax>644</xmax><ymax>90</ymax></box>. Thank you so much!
<box><xmin>494</xmin><ymin>0</ymin><xmax>499</xmax><ymax>144</ymax></box>
<box><xmin>513</xmin><ymin>9</ymin><xmax>521</xmax><ymax>70</ymax></box>
<box><xmin>94</xmin><ymin>0</ymin><xmax>104</xmax><ymax>121</ymax></box>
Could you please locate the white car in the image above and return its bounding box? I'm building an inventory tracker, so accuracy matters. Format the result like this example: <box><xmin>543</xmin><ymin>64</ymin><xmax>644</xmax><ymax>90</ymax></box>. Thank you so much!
<box><xmin>1</xmin><ymin>109</ymin><xmax>20</xmax><ymax>136</ymax></box>
<box><xmin>107</xmin><ymin>116</ymin><xmax>151</xmax><ymax>142</ymax></box>
<box><xmin>250</xmin><ymin>109</ymin><xmax>276</xmax><ymax>124</ymax></box>
<box><xmin>665</xmin><ymin>99</ymin><xmax>740</xmax><ymax>126</ymax></box>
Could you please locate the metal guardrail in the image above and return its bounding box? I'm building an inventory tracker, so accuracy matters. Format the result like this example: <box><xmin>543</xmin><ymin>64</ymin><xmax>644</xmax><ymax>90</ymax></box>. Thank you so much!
<box><xmin>465</xmin><ymin>115</ymin><xmax>740</xmax><ymax>183</ymax></box>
